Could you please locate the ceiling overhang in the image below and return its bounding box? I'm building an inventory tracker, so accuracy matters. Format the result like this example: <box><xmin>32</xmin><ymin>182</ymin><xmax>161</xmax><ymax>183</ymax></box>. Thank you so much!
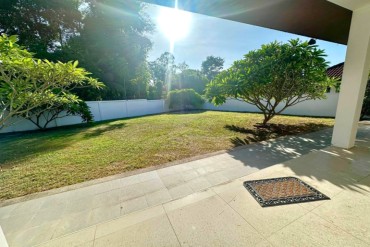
<box><xmin>143</xmin><ymin>0</ymin><xmax>352</xmax><ymax>45</ymax></box>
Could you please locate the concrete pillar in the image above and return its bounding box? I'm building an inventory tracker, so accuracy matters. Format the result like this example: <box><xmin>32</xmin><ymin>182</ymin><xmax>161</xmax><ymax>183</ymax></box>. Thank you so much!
<box><xmin>0</xmin><ymin>226</ymin><xmax>8</xmax><ymax>247</ymax></box>
<box><xmin>331</xmin><ymin>5</ymin><xmax>370</xmax><ymax>148</ymax></box>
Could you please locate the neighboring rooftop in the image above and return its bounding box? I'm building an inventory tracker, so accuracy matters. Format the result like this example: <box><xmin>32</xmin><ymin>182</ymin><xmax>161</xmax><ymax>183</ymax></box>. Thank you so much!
<box><xmin>327</xmin><ymin>62</ymin><xmax>344</xmax><ymax>79</ymax></box>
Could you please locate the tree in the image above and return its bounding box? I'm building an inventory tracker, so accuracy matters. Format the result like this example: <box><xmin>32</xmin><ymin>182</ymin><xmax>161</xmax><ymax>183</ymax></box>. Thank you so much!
<box><xmin>1</xmin><ymin>0</ymin><xmax>154</xmax><ymax>101</ymax></box>
<box><xmin>206</xmin><ymin>39</ymin><xmax>334</xmax><ymax>125</ymax></box>
<box><xmin>0</xmin><ymin>0</ymin><xmax>83</xmax><ymax>59</ymax></box>
<box><xmin>0</xmin><ymin>34</ymin><xmax>103</xmax><ymax>129</ymax></box>
<box><xmin>201</xmin><ymin>56</ymin><xmax>224</xmax><ymax>81</ymax></box>
<box><xmin>176</xmin><ymin>61</ymin><xmax>189</xmax><ymax>73</ymax></box>
<box><xmin>22</xmin><ymin>101</ymin><xmax>93</xmax><ymax>129</ymax></box>
<box><xmin>173</xmin><ymin>69</ymin><xmax>209</xmax><ymax>94</ymax></box>
<box><xmin>148</xmin><ymin>52</ymin><xmax>176</xmax><ymax>98</ymax></box>
<box><xmin>60</xmin><ymin>0</ymin><xmax>153</xmax><ymax>100</ymax></box>
<box><xmin>130</xmin><ymin>62</ymin><xmax>151</xmax><ymax>99</ymax></box>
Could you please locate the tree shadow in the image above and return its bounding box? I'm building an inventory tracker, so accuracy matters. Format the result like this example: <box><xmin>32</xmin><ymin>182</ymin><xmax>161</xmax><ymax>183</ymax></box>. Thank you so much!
<box><xmin>0</xmin><ymin>121</ymin><xmax>126</xmax><ymax>167</ymax></box>
<box><xmin>225</xmin><ymin>124</ymin><xmax>370</xmax><ymax>194</ymax></box>
<box><xmin>225</xmin><ymin>123</ymin><xmax>329</xmax><ymax>147</ymax></box>
<box><xmin>82</xmin><ymin>122</ymin><xmax>126</xmax><ymax>138</ymax></box>
<box><xmin>167</xmin><ymin>109</ymin><xmax>207</xmax><ymax>115</ymax></box>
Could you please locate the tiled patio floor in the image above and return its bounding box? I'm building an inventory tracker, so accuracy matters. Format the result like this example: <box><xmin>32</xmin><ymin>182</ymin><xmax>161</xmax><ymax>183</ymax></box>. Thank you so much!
<box><xmin>0</xmin><ymin>124</ymin><xmax>369</xmax><ymax>246</ymax></box>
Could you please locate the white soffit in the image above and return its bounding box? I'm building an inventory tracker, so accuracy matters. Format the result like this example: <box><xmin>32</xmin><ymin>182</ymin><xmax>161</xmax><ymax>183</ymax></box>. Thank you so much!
<box><xmin>328</xmin><ymin>0</ymin><xmax>370</xmax><ymax>10</ymax></box>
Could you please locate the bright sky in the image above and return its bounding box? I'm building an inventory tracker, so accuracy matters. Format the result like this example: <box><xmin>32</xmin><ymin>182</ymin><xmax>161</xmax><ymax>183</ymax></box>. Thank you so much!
<box><xmin>145</xmin><ymin>4</ymin><xmax>347</xmax><ymax>70</ymax></box>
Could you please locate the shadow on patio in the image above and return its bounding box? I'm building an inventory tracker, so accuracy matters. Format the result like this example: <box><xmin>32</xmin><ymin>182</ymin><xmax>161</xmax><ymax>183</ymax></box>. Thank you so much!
<box><xmin>227</xmin><ymin>123</ymin><xmax>370</xmax><ymax>194</ymax></box>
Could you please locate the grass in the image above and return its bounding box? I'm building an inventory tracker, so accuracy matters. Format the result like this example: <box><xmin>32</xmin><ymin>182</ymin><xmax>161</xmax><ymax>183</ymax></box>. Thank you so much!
<box><xmin>0</xmin><ymin>111</ymin><xmax>334</xmax><ymax>200</ymax></box>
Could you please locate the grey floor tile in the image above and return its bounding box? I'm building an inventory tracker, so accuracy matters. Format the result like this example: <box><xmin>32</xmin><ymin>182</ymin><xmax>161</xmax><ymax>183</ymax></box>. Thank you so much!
<box><xmin>167</xmin><ymin>195</ymin><xmax>264</xmax><ymax>246</ymax></box>
<box><xmin>119</xmin><ymin>175</ymin><xmax>141</xmax><ymax>187</ymax></box>
<box><xmin>91</xmin><ymin>189</ymin><xmax>121</xmax><ymax>209</ymax></box>
<box><xmin>205</xmin><ymin>171</ymin><xmax>230</xmax><ymax>186</ymax></box>
<box><xmin>0</xmin><ymin>204</ymin><xmax>18</xmax><ymax>219</ymax></box>
<box><xmin>8</xmin><ymin>219</ymin><xmax>60</xmax><ymax>247</ymax></box>
<box><xmin>51</xmin><ymin>210</ymin><xmax>93</xmax><ymax>239</ymax></box>
<box><xmin>136</xmin><ymin>179</ymin><xmax>165</xmax><ymax>194</ymax></box>
<box><xmin>138</xmin><ymin>171</ymin><xmax>160</xmax><ymax>182</ymax></box>
<box><xmin>121</xmin><ymin>196</ymin><xmax>148</xmax><ymax>215</ymax></box>
<box><xmin>161</xmin><ymin>174</ymin><xmax>186</xmax><ymax>188</ymax></box>
<box><xmin>145</xmin><ymin>189</ymin><xmax>172</xmax><ymax>206</ymax></box>
<box><xmin>181</xmin><ymin>170</ymin><xmax>199</xmax><ymax>181</ymax></box>
<box><xmin>88</xmin><ymin>203</ymin><xmax>121</xmax><ymax>225</ymax></box>
<box><xmin>187</xmin><ymin>177</ymin><xmax>212</xmax><ymax>192</ymax></box>
<box><xmin>168</xmin><ymin>183</ymin><xmax>193</xmax><ymax>200</ymax></box>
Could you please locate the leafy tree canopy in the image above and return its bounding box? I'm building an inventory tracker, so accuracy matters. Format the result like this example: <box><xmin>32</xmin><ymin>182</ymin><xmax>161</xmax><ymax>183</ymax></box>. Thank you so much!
<box><xmin>0</xmin><ymin>34</ymin><xmax>104</xmax><ymax>129</ymax></box>
<box><xmin>176</xmin><ymin>61</ymin><xmax>189</xmax><ymax>73</ymax></box>
<box><xmin>148</xmin><ymin>52</ymin><xmax>176</xmax><ymax>98</ymax></box>
<box><xmin>206</xmin><ymin>39</ymin><xmax>334</xmax><ymax>125</ymax></box>
<box><xmin>201</xmin><ymin>56</ymin><xmax>224</xmax><ymax>81</ymax></box>
<box><xmin>0</xmin><ymin>0</ymin><xmax>83</xmax><ymax>59</ymax></box>
<box><xmin>149</xmin><ymin>52</ymin><xmax>176</xmax><ymax>84</ymax></box>
<box><xmin>174</xmin><ymin>69</ymin><xmax>209</xmax><ymax>94</ymax></box>
<box><xmin>59</xmin><ymin>0</ymin><xmax>154</xmax><ymax>100</ymax></box>
<box><xmin>0</xmin><ymin>0</ymin><xmax>153</xmax><ymax>101</ymax></box>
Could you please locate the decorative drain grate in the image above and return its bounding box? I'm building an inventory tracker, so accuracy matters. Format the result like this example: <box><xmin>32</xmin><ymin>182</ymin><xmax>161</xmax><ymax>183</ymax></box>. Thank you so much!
<box><xmin>243</xmin><ymin>177</ymin><xmax>330</xmax><ymax>207</ymax></box>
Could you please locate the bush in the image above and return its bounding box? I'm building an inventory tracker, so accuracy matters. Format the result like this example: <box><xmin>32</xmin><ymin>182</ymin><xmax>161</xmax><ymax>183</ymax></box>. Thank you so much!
<box><xmin>168</xmin><ymin>89</ymin><xmax>205</xmax><ymax>110</ymax></box>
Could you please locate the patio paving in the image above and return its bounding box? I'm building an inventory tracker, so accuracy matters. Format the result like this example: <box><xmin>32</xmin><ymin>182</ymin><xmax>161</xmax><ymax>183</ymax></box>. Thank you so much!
<box><xmin>0</xmin><ymin>124</ymin><xmax>369</xmax><ymax>246</ymax></box>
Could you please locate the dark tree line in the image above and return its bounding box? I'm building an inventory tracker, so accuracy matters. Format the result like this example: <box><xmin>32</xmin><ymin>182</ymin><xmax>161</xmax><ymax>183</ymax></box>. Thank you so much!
<box><xmin>0</xmin><ymin>0</ymin><xmax>224</xmax><ymax>101</ymax></box>
<box><xmin>0</xmin><ymin>0</ymin><xmax>153</xmax><ymax>100</ymax></box>
<box><xmin>148</xmin><ymin>53</ymin><xmax>224</xmax><ymax>99</ymax></box>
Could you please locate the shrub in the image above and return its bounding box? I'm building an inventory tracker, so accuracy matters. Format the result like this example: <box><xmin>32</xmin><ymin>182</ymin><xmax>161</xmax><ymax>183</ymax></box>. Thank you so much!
<box><xmin>168</xmin><ymin>89</ymin><xmax>205</xmax><ymax>110</ymax></box>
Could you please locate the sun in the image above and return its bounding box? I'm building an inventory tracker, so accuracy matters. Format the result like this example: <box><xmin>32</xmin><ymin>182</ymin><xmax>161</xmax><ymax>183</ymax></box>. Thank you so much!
<box><xmin>157</xmin><ymin>7</ymin><xmax>192</xmax><ymax>42</ymax></box>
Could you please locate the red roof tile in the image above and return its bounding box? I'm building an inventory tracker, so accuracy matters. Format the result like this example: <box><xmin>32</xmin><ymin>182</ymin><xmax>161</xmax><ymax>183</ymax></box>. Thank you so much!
<box><xmin>326</xmin><ymin>62</ymin><xmax>344</xmax><ymax>79</ymax></box>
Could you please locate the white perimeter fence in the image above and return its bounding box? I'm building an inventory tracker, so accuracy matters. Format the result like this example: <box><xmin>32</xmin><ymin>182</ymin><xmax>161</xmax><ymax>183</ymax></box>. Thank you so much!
<box><xmin>0</xmin><ymin>92</ymin><xmax>339</xmax><ymax>134</ymax></box>
<box><xmin>0</xmin><ymin>99</ymin><xmax>166</xmax><ymax>134</ymax></box>
<box><xmin>204</xmin><ymin>92</ymin><xmax>339</xmax><ymax>117</ymax></box>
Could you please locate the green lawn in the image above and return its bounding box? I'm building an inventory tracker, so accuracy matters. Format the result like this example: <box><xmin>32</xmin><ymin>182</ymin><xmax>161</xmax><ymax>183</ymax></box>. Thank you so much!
<box><xmin>0</xmin><ymin>111</ymin><xmax>334</xmax><ymax>200</ymax></box>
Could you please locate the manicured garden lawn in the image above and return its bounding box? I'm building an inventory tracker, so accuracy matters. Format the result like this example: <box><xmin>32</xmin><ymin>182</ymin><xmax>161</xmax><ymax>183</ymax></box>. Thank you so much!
<box><xmin>0</xmin><ymin>111</ymin><xmax>334</xmax><ymax>200</ymax></box>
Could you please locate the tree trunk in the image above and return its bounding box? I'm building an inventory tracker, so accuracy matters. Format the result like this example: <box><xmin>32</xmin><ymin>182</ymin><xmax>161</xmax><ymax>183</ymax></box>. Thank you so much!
<box><xmin>262</xmin><ymin>113</ymin><xmax>274</xmax><ymax>126</ymax></box>
<box><xmin>262</xmin><ymin>117</ymin><xmax>269</xmax><ymax>126</ymax></box>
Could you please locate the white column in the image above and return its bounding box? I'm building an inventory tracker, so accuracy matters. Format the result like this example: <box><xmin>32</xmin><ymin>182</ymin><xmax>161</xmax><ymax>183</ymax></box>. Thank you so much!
<box><xmin>332</xmin><ymin>5</ymin><xmax>370</xmax><ymax>149</ymax></box>
<box><xmin>0</xmin><ymin>226</ymin><xmax>9</xmax><ymax>247</ymax></box>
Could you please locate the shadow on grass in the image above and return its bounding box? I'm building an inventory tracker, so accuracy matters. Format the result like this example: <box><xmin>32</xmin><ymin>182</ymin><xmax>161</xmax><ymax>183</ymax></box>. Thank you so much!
<box><xmin>225</xmin><ymin>123</ymin><xmax>329</xmax><ymax>147</ymax></box>
<box><xmin>0</xmin><ymin>121</ymin><xmax>126</xmax><ymax>167</ymax></box>
<box><xmin>82</xmin><ymin>122</ymin><xmax>126</xmax><ymax>138</ymax></box>
<box><xmin>168</xmin><ymin>109</ymin><xmax>207</xmax><ymax>115</ymax></box>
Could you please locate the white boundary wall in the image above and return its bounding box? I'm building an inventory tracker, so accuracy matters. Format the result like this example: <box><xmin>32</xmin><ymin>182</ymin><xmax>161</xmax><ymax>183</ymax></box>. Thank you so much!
<box><xmin>0</xmin><ymin>99</ymin><xmax>166</xmax><ymax>134</ymax></box>
<box><xmin>204</xmin><ymin>92</ymin><xmax>339</xmax><ymax>117</ymax></box>
<box><xmin>0</xmin><ymin>92</ymin><xmax>339</xmax><ymax>134</ymax></box>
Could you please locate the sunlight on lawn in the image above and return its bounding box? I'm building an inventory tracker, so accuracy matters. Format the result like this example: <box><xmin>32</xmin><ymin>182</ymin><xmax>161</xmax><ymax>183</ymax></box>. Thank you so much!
<box><xmin>0</xmin><ymin>111</ymin><xmax>334</xmax><ymax>200</ymax></box>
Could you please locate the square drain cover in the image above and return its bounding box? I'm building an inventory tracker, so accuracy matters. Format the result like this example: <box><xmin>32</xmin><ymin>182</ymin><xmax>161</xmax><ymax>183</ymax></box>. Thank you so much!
<box><xmin>243</xmin><ymin>177</ymin><xmax>330</xmax><ymax>207</ymax></box>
